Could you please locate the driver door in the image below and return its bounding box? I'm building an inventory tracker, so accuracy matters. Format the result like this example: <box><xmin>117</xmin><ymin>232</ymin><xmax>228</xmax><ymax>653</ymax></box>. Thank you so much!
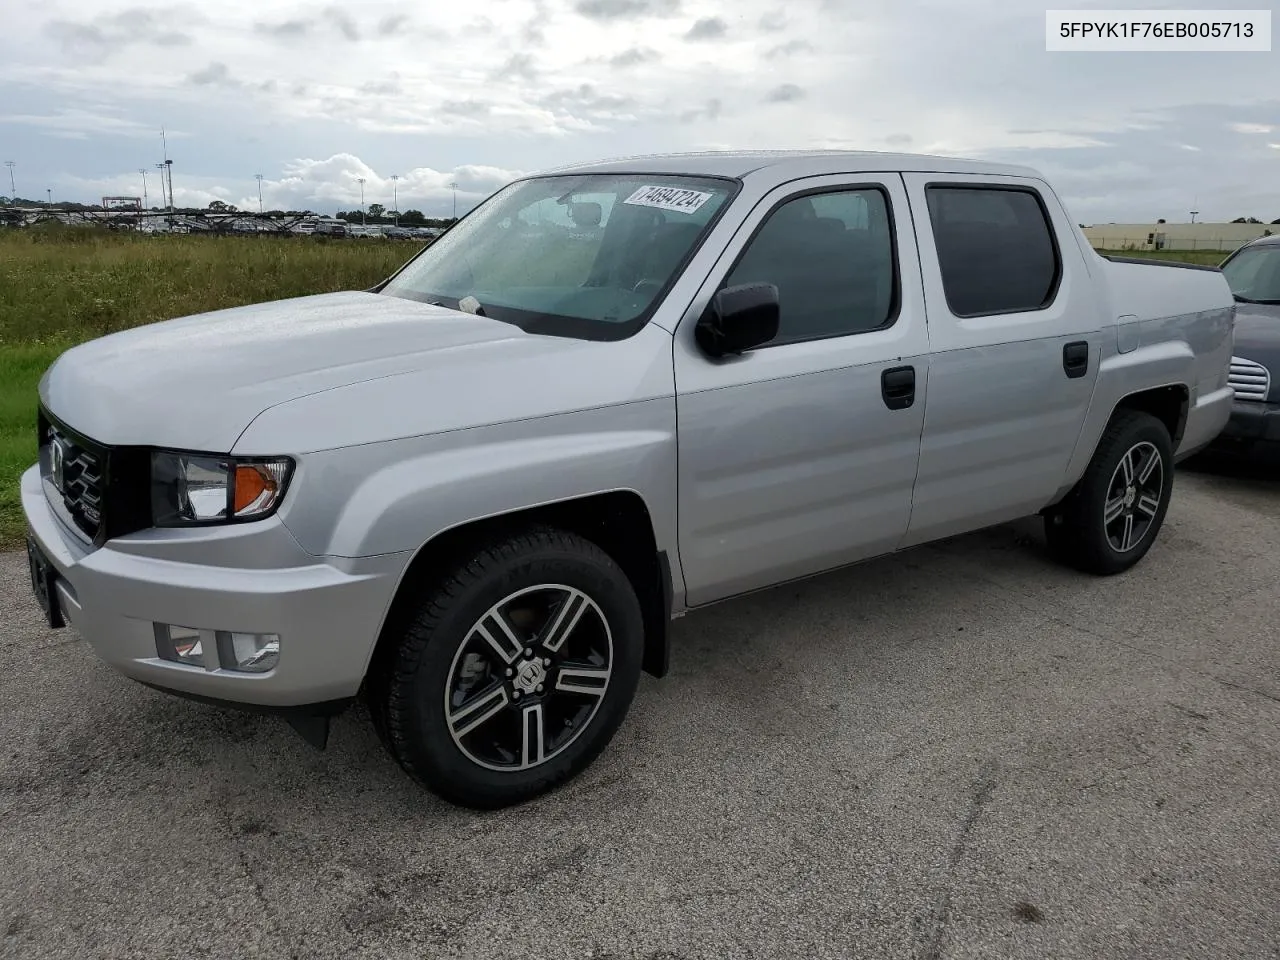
<box><xmin>673</xmin><ymin>175</ymin><xmax>930</xmax><ymax>607</ymax></box>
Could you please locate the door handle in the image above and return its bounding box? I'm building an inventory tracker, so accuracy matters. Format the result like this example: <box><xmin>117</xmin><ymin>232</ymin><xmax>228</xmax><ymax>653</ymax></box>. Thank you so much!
<box><xmin>881</xmin><ymin>365</ymin><xmax>915</xmax><ymax>410</ymax></box>
<box><xmin>1063</xmin><ymin>341</ymin><xmax>1090</xmax><ymax>379</ymax></box>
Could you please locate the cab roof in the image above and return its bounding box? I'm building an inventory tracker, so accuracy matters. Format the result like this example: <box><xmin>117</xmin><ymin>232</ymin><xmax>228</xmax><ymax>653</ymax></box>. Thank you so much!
<box><xmin>535</xmin><ymin>150</ymin><xmax>1045</xmax><ymax>182</ymax></box>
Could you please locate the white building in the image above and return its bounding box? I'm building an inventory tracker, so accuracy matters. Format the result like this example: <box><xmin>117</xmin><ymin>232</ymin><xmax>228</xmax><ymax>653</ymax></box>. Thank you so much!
<box><xmin>1081</xmin><ymin>221</ymin><xmax>1275</xmax><ymax>253</ymax></box>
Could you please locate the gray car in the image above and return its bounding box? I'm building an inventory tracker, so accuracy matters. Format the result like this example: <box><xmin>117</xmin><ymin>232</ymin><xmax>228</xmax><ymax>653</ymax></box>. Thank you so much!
<box><xmin>1214</xmin><ymin>235</ymin><xmax>1280</xmax><ymax>453</ymax></box>
<box><xmin>22</xmin><ymin>151</ymin><xmax>1234</xmax><ymax>808</ymax></box>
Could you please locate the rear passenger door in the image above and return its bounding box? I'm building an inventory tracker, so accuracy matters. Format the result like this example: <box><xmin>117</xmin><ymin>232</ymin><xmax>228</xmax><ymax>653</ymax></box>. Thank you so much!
<box><xmin>901</xmin><ymin>174</ymin><xmax>1103</xmax><ymax>547</ymax></box>
<box><xmin>673</xmin><ymin>176</ymin><xmax>930</xmax><ymax>606</ymax></box>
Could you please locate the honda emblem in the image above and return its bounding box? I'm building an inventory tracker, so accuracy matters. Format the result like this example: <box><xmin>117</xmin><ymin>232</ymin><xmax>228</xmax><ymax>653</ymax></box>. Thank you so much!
<box><xmin>50</xmin><ymin>438</ymin><xmax>66</xmax><ymax>493</ymax></box>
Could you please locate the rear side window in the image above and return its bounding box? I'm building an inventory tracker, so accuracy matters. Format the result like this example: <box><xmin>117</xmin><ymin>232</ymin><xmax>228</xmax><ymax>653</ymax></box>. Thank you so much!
<box><xmin>925</xmin><ymin>186</ymin><xmax>1061</xmax><ymax>317</ymax></box>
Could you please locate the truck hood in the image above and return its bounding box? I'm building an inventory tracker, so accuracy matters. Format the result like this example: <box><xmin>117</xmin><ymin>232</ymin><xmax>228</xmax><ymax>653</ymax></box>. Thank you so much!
<box><xmin>39</xmin><ymin>291</ymin><xmax>661</xmax><ymax>451</ymax></box>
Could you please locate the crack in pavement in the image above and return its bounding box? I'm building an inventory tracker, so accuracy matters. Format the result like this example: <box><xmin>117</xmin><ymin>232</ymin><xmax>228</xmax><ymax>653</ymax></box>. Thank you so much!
<box><xmin>920</xmin><ymin>762</ymin><xmax>999</xmax><ymax>960</ymax></box>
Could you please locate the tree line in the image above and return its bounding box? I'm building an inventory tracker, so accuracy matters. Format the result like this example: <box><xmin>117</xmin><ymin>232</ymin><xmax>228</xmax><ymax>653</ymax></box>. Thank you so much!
<box><xmin>332</xmin><ymin>204</ymin><xmax>458</xmax><ymax>228</ymax></box>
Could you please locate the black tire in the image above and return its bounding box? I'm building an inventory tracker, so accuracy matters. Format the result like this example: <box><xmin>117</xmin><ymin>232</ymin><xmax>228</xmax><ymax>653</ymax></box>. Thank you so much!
<box><xmin>370</xmin><ymin>526</ymin><xmax>644</xmax><ymax>809</ymax></box>
<box><xmin>1044</xmin><ymin>410</ymin><xmax>1175</xmax><ymax>575</ymax></box>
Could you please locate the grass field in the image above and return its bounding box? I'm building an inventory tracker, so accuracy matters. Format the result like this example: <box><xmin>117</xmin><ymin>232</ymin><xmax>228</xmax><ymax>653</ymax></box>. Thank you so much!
<box><xmin>0</xmin><ymin>227</ymin><xmax>412</xmax><ymax>546</ymax></box>
<box><xmin>0</xmin><ymin>228</ymin><xmax>1235</xmax><ymax>547</ymax></box>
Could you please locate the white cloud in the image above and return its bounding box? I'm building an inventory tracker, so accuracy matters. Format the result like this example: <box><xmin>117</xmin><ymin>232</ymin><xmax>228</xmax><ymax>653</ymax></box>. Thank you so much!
<box><xmin>65</xmin><ymin>154</ymin><xmax>523</xmax><ymax>216</ymax></box>
<box><xmin>254</xmin><ymin>154</ymin><xmax>522</xmax><ymax>213</ymax></box>
<box><xmin>0</xmin><ymin>0</ymin><xmax>1277</xmax><ymax>220</ymax></box>
<box><xmin>65</xmin><ymin>170</ymin><xmax>232</xmax><ymax>209</ymax></box>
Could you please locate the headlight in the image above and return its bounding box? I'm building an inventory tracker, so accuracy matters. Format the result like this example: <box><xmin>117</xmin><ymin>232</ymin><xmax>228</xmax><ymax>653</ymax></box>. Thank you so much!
<box><xmin>150</xmin><ymin>452</ymin><xmax>293</xmax><ymax>526</ymax></box>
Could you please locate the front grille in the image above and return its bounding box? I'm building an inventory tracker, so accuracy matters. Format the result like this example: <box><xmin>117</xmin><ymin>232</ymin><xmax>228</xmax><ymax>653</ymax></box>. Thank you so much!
<box><xmin>1228</xmin><ymin>357</ymin><xmax>1271</xmax><ymax>402</ymax></box>
<box><xmin>40</xmin><ymin>416</ymin><xmax>108</xmax><ymax>541</ymax></box>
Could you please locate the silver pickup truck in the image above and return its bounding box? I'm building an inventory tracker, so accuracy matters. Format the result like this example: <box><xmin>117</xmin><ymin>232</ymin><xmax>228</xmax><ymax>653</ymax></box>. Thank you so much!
<box><xmin>23</xmin><ymin>151</ymin><xmax>1234</xmax><ymax>808</ymax></box>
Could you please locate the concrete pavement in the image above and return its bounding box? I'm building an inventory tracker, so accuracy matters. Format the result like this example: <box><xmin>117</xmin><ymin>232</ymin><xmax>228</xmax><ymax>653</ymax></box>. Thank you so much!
<box><xmin>1</xmin><ymin>463</ymin><xmax>1277</xmax><ymax>960</ymax></box>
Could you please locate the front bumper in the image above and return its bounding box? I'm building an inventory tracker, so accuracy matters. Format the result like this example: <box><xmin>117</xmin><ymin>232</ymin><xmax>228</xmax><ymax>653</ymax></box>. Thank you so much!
<box><xmin>21</xmin><ymin>464</ymin><xmax>409</xmax><ymax>708</ymax></box>
<box><xmin>1215</xmin><ymin>398</ymin><xmax>1280</xmax><ymax>446</ymax></box>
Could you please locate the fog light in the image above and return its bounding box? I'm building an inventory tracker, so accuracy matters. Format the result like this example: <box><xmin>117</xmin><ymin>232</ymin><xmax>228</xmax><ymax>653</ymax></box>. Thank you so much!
<box><xmin>155</xmin><ymin>624</ymin><xmax>206</xmax><ymax>667</ymax></box>
<box><xmin>217</xmin><ymin>632</ymin><xmax>280</xmax><ymax>673</ymax></box>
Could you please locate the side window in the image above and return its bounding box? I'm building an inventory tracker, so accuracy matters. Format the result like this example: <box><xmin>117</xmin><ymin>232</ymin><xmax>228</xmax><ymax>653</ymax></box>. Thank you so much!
<box><xmin>723</xmin><ymin>188</ymin><xmax>897</xmax><ymax>345</ymax></box>
<box><xmin>925</xmin><ymin>186</ymin><xmax>1061</xmax><ymax>317</ymax></box>
<box><xmin>810</xmin><ymin>192</ymin><xmax>870</xmax><ymax>229</ymax></box>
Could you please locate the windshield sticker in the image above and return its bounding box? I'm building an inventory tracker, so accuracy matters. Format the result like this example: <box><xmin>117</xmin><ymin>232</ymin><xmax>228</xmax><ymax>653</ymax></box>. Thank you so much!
<box><xmin>623</xmin><ymin>185</ymin><xmax>714</xmax><ymax>215</ymax></box>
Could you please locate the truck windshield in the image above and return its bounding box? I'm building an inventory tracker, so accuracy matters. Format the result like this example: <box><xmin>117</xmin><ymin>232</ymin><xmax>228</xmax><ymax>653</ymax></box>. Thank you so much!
<box><xmin>1222</xmin><ymin>244</ymin><xmax>1280</xmax><ymax>304</ymax></box>
<box><xmin>378</xmin><ymin>174</ymin><xmax>736</xmax><ymax>339</ymax></box>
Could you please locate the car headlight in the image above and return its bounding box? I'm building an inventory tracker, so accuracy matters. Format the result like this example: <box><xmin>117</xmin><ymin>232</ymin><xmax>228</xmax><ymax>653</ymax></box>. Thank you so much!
<box><xmin>150</xmin><ymin>452</ymin><xmax>293</xmax><ymax>526</ymax></box>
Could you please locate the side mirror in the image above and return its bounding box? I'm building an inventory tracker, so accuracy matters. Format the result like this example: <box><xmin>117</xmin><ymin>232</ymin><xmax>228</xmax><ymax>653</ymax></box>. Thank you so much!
<box><xmin>695</xmin><ymin>282</ymin><xmax>780</xmax><ymax>358</ymax></box>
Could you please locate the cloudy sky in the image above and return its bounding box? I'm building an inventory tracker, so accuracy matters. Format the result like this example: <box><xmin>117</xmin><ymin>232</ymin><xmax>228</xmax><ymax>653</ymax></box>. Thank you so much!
<box><xmin>1</xmin><ymin>0</ymin><xmax>1277</xmax><ymax>222</ymax></box>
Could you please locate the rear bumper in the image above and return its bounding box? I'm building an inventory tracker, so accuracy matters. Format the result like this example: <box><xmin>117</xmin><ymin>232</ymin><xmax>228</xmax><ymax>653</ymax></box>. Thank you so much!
<box><xmin>1214</xmin><ymin>398</ymin><xmax>1280</xmax><ymax>445</ymax></box>
<box><xmin>21</xmin><ymin>464</ymin><xmax>409</xmax><ymax>708</ymax></box>
<box><xmin>1175</xmin><ymin>385</ymin><xmax>1234</xmax><ymax>462</ymax></box>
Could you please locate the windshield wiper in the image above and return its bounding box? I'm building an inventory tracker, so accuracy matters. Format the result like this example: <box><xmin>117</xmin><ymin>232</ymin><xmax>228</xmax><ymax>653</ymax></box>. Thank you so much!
<box><xmin>1234</xmin><ymin>293</ymin><xmax>1280</xmax><ymax>304</ymax></box>
<box><xmin>406</xmin><ymin>291</ymin><xmax>484</xmax><ymax>315</ymax></box>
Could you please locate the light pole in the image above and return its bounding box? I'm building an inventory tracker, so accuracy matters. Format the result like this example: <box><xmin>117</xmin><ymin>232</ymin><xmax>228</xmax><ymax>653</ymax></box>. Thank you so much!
<box><xmin>356</xmin><ymin>177</ymin><xmax>366</xmax><ymax>226</ymax></box>
<box><xmin>155</xmin><ymin>163</ymin><xmax>168</xmax><ymax>209</ymax></box>
<box><xmin>159</xmin><ymin>127</ymin><xmax>174</xmax><ymax>218</ymax></box>
<box><xmin>139</xmin><ymin>169</ymin><xmax>149</xmax><ymax>209</ymax></box>
<box><xmin>46</xmin><ymin>187</ymin><xmax>52</xmax><ymax>206</ymax></box>
<box><xmin>390</xmin><ymin>174</ymin><xmax>399</xmax><ymax>226</ymax></box>
<box><xmin>3</xmin><ymin>161</ymin><xmax>14</xmax><ymax>202</ymax></box>
<box><xmin>255</xmin><ymin>174</ymin><xmax>264</xmax><ymax>213</ymax></box>
<box><xmin>449</xmin><ymin>180</ymin><xmax>458</xmax><ymax>219</ymax></box>
<box><xmin>1189</xmin><ymin>210</ymin><xmax>1199</xmax><ymax>224</ymax></box>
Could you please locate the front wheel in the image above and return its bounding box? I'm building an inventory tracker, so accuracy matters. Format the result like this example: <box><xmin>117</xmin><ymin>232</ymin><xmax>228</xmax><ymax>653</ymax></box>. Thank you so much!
<box><xmin>1045</xmin><ymin>410</ymin><xmax>1175</xmax><ymax>575</ymax></box>
<box><xmin>371</xmin><ymin>527</ymin><xmax>644</xmax><ymax>809</ymax></box>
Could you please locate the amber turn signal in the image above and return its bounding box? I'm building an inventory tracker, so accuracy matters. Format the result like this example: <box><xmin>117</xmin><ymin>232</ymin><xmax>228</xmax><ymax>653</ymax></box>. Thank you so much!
<box><xmin>234</xmin><ymin>463</ymin><xmax>280</xmax><ymax>515</ymax></box>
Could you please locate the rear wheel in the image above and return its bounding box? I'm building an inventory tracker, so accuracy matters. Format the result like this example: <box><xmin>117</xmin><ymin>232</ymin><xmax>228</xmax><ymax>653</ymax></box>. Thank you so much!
<box><xmin>370</xmin><ymin>527</ymin><xmax>644</xmax><ymax>809</ymax></box>
<box><xmin>1045</xmin><ymin>410</ymin><xmax>1174</xmax><ymax>575</ymax></box>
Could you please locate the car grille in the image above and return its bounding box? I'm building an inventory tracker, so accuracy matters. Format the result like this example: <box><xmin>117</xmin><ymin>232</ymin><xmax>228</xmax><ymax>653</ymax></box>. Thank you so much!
<box><xmin>42</xmin><ymin>420</ymin><xmax>108</xmax><ymax>541</ymax></box>
<box><xmin>1228</xmin><ymin>357</ymin><xmax>1271</xmax><ymax>402</ymax></box>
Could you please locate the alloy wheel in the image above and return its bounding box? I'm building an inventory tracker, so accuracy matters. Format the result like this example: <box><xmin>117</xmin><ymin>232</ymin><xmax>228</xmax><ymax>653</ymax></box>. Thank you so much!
<box><xmin>1103</xmin><ymin>440</ymin><xmax>1164</xmax><ymax>553</ymax></box>
<box><xmin>443</xmin><ymin>584</ymin><xmax>613</xmax><ymax>772</ymax></box>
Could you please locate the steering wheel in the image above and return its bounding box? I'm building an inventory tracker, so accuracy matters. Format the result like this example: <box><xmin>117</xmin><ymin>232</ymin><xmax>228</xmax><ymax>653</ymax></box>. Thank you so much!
<box><xmin>632</xmin><ymin>278</ymin><xmax>663</xmax><ymax>297</ymax></box>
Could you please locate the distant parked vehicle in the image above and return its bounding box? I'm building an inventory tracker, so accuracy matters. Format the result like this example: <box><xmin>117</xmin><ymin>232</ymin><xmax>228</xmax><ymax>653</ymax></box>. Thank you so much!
<box><xmin>313</xmin><ymin>218</ymin><xmax>348</xmax><ymax>237</ymax></box>
<box><xmin>1212</xmin><ymin>235</ymin><xmax>1280</xmax><ymax>455</ymax></box>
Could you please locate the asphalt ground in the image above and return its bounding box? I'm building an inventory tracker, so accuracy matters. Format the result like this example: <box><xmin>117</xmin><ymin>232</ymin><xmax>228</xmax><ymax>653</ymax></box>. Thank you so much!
<box><xmin>1</xmin><ymin>456</ymin><xmax>1277</xmax><ymax>960</ymax></box>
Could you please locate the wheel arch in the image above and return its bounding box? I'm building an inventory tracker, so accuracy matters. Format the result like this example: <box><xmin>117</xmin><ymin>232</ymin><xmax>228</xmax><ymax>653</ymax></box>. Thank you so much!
<box><xmin>1055</xmin><ymin>374</ymin><xmax>1192</xmax><ymax>505</ymax></box>
<box><xmin>1113</xmin><ymin>383</ymin><xmax>1190</xmax><ymax>449</ymax></box>
<box><xmin>364</xmin><ymin>490</ymin><xmax>673</xmax><ymax>691</ymax></box>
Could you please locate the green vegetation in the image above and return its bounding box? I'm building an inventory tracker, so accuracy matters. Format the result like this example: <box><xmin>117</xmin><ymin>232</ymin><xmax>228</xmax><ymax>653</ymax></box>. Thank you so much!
<box><xmin>0</xmin><ymin>344</ymin><xmax>65</xmax><ymax>545</ymax></box>
<box><xmin>0</xmin><ymin>228</ymin><xmax>1235</xmax><ymax>548</ymax></box>
<box><xmin>0</xmin><ymin>226</ymin><xmax>410</xmax><ymax>342</ymax></box>
<box><xmin>0</xmin><ymin>226</ymin><xmax>412</xmax><ymax>546</ymax></box>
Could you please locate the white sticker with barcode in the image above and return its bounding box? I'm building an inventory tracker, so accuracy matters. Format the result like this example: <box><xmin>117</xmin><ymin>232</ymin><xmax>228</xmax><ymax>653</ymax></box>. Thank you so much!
<box><xmin>623</xmin><ymin>185</ymin><xmax>713</xmax><ymax>215</ymax></box>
